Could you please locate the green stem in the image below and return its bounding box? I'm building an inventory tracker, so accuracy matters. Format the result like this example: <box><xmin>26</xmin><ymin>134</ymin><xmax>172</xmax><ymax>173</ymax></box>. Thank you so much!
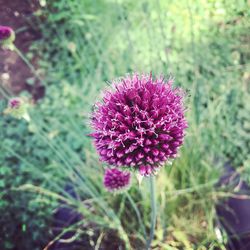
<box><xmin>146</xmin><ymin>176</ymin><xmax>157</xmax><ymax>250</ymax></box>
<box><xmin>14</xmin><ymin>46</ymin><xmax>46</xmax><ymax>85</ymax></box>
<box><xmin>126</xmin><ymin>192</ymin><xmax>147</xmax><ymax>240</ymax></box>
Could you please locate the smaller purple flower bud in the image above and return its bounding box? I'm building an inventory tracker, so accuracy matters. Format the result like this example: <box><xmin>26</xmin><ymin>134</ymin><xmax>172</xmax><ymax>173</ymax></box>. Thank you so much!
<box><xmin>0</xmin><ymin>26</ymin><xmax>15</xmax><ymax>45</ymax></box>
<box><xmin>4</xmin><ymin>97</ymin><xmax>29</xmax><ymax>120</ymax></box>
<box><xmin>103</xmin><ymin>168</ymin><xmax>131</xmax><ymax>193</ymax></box>
<box><xmin>9</xmin><ymin>98</ymin><xmax>21</xmax><ymax>109</ymax></box>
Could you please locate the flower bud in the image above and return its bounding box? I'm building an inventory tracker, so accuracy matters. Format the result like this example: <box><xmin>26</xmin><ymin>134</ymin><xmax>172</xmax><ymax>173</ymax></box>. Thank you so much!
<box><xmin>0</xmin><ymin>26</ymin><xmax>15</xmax><ymax>45</ymax></box>
<box><xmin>103</xmin><ymin>168</ymin><xmax>131</xmax><ymax>193</ymax></box>
<box><xmin>4</xmin><ymin>97</ymin><xmax>28</xmax><ymax>119</ymax></box>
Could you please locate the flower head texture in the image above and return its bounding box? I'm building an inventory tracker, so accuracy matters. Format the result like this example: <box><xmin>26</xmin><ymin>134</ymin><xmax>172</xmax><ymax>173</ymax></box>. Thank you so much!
<box><xmin>91</xmin><ymin>73</ymin><xmax>188</xmax><ymax>176</ymax></box>
<box><xmin>103</xmin><ymin>168</ymin><xmax>131</xmax><ymax>193</ymax></box>
<box><xmin>0</xmin><ymin>26</ymin><xmax>15</xmax><ymax>44</ymax></box>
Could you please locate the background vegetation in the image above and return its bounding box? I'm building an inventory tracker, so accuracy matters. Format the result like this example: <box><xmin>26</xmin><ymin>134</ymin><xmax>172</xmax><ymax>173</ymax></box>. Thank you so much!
<box><xmin>0</xmin><ymin>0</ymin><xmax>249</xmax><ymax>249</ymax></box>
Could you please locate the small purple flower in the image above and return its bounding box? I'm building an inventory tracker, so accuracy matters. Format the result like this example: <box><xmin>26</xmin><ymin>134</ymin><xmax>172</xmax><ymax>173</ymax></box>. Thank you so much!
<box><xmin>0</xmin><ymin>26</ymin><xmax>15</xmax><ymax>44</ymax></box>
<box><xmin>4</xmin><ymin>97</ymin><xmax>28</xmax><ymax>119</ymax></box>
<box><xmin>9</xmin><ymin>98</ymin><xmax>21</xmax><ymax>109</ymax></box>
<box><xmin>103</xmin><ymin>168</ymin><xmax>131</xmax><ymax>193</ymax></box>
<box><xmin>91</xmin><ymin>73</ymin><xmax>188</xmax><ymax>176</ymax></box>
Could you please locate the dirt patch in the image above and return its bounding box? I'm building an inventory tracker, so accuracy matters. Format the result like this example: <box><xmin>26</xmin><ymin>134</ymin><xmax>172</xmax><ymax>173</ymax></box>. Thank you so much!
<box><xmin>0</xmin><ymin>0</ymin><xmax>45</xmax><ymax>100</ymax></box>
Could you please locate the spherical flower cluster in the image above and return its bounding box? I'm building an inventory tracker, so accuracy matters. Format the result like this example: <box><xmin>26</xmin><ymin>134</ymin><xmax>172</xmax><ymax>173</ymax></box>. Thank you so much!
<box><xmin>103</xmin><ymin>168</ymin><xmax>131</xmax><ymax>193</ymax></box>
<box><xmin>91</xmin><ymin>73</ymin><xmax>188</xmax><ymax>176</ymax></box>
<box><xmin>0</xmin><ymin>26</ymin><xmax>15</xmax><ymax>45</ymax></box>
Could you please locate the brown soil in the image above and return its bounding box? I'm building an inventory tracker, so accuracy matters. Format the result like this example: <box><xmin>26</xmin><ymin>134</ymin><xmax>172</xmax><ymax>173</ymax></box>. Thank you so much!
<box><xmin>0</xmin><ymin>0</ymin><xmax>45</xmax><ymax>100</ymax></box>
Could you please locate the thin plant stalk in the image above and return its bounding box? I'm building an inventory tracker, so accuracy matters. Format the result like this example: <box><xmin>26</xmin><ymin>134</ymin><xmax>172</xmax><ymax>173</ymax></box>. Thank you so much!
<box><xmin>14</xmin><ymin>46</ymin><xmax>46</xmax><ymax>85</ymax></box>
<box><xmin>126</xmin><ymin>192</ymin><xmax>147</xmax><ymax>240</ymax></box>
<box><xmin>146</xmin><ymin>176</ymin><xmax>157</xmax><ymax>250</ymax></box>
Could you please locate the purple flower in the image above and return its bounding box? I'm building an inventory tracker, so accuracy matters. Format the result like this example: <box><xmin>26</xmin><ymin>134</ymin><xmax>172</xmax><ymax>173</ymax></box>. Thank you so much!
<box><xmin>9</xmin><ymin>98</ymin><xmax>21</xmax><ymax>109</ymax></box>
<box><xmin>0</xmin><ymin>26</ymin><xmax>15</xmax><ymax>44</ymax></box>
<box><xmin>103</xmin><ymin>168</ymin><xmax>131</xmax><ymax>193</ymax></box>
<box><xmin>91</xmin><ymin>73</ymin><xmax>188</xmax><ymax>176</ymax></box>
<box><xmin>4</xmin><ymin>97</ymin><xmax>28</xmax><ymax>119</ymax></box>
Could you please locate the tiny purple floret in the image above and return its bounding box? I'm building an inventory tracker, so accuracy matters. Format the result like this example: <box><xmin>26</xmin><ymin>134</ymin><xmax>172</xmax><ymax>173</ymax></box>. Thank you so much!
<box><xmin>91</xmin><ymin>73</ymin><xmax>188</xmax><ymax>176</ymax></box>
<box><xmin>0</xmin><ymin>26</ymin><xmax>13</xmax><ymax>41</ymax></box>
<box><xmin>103</xmin><ymin>168</ymin><xmax>131</xmax><ymax>192</ymax></box>
<box><xmin>9</xmin><ymin>98</ymin><xmax>21</xmax><ymax>109</ymax></box>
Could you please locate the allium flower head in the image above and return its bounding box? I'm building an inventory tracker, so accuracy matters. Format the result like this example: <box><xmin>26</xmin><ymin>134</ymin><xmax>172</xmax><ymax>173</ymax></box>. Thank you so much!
<box><xmin>91</xmin><ymin>73</ymin><xmax>188</xmax><ymax>176</ymax></box>
<box><xmin>103</xmin><ymin>168</ymin><xmax>131</xmax><ymax>193</ymax></box>
<box><xmin>0</xmin><ymin>26</ymin><xmax>15</xmax><ymax>45</ymax></box>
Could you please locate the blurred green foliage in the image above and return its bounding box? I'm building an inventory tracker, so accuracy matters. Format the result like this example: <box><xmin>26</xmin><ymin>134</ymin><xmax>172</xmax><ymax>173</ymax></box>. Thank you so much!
<box><xmin>0</xmin><ymin>112</ymin><xmax>54</xmax><ymax>249</ymax></box>
<box><xmin>0</xmin><ymin>0</ymin><xmax>249</xmax><ymax>249</ymax></box>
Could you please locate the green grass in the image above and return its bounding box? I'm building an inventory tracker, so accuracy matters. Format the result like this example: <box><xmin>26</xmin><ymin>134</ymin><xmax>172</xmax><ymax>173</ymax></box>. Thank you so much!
<box><xmin>1</xmin><ymin>0</ymin><xmax>249</xmax><ymax>249</ymax></box>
